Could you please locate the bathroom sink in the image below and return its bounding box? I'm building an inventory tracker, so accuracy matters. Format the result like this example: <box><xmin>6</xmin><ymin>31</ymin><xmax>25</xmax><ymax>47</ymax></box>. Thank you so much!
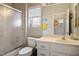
<box><xmin>57</xmin><ymin>37</ymin><xmax>79</xmax><ymax>44</ymax></box>
<box><xmin>38</xmin><ymin>36</ymin><xmax>79</xmax><ymax>45</ymax></box>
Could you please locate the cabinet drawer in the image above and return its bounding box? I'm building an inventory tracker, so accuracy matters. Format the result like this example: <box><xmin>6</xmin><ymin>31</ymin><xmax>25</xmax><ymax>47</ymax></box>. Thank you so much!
<box><xmin>37</xmin><ymin>49</ymin><xmax>49</xmax><ymax>56</ymax></box>
<box><xmin>51</xmin><ymin>51</ymin><xmax>68</xmax><ymax>56</ymax></box>
<box><xmin>37</xmin><ymin>41</ymin><xmax>50</xmax><ymax>50</ymax></box>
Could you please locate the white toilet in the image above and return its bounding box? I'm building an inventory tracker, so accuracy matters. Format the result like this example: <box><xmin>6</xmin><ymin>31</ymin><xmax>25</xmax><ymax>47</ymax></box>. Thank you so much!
<box><xmin>18</xmin><ymin>37</ymin><xmax>37</xmax><ymax>56</ymax></box>
<box><xmin>18</xmin><ymin>47</ymin><xmax>33</xmax><ymax>56</ymax></box>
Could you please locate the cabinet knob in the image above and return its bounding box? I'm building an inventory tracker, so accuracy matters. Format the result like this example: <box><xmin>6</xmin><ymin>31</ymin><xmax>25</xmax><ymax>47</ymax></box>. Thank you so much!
<box><xmin>40</xmin><ymin>46</ymin><xmax>45</xmax><ymax>48</ymax></box>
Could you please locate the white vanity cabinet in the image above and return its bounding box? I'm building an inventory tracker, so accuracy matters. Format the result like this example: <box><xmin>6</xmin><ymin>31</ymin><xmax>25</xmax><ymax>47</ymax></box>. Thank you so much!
<box><xmin>37</xmin><ymin>37</ymin><xmax>79</xmax><ymax>56</ymax></box>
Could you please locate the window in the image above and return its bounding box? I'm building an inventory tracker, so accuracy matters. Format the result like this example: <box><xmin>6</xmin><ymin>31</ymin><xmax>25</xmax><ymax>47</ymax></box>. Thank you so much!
<box><xmin>28</xmin><ymin>7</ymin><xmax>41</xmax><ymax>28</ymax></box>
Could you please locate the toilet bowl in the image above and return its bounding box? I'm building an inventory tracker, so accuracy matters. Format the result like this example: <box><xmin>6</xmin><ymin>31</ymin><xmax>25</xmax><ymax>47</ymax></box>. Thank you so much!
<box><xmin>18</xmin><ymin>37</ymin><xmax>37</xmax><ymax>56</ymax></box>
<box><xmin>18</xmin><ymin>47</ymin><xmax>33</xmax><ymax>56</ymax></box>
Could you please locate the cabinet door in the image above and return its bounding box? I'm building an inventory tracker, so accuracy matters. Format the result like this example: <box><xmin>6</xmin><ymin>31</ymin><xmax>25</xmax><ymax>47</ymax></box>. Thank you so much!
<box><xmin>37</xmin><ymin>49</ymin><xmax>50</xmax><ymax>56</ymax></box>
<box><xmin>50</xmin><ymin>43</ymin><xmax>79</xmax><ymax>56</ymax></box>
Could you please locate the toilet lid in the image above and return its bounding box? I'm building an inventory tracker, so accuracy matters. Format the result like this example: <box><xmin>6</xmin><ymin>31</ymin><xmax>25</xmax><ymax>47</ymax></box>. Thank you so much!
<box><xmin>19</xmin><ymin>47</ymin><xmax>33</xmax><ymax>55</ymax></box>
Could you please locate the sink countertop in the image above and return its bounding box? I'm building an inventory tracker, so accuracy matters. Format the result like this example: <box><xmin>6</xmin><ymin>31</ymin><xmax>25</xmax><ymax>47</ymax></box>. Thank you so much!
<box><xmin>39</xmin><ymin>36</ymin><xmax>79</xmax><ymax>46</ymax></box>
<box><xmin>27</xmin><ymin>36</ymin><xmax>79</xmax><ymax>46</ymax></box>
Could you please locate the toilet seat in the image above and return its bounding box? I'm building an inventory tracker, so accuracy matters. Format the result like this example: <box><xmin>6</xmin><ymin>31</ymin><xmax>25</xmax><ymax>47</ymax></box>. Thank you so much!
<box><xmin>19</xmin><ymin>47</ymin><xmax>33</xmax><ymax>55</ymax></box>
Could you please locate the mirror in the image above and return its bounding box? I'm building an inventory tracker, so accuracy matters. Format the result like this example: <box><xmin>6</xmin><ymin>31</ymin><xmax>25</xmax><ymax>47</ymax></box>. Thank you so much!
<box><xmin>77</xmin><ymin>4</ymin><xmax>79</xmax><ymax>39</ymax></box>
<box><xmin>42</xmin><ymin>3</ymin><xmax>72</xmax><ymax>36</ymax></box>
<box><xmin>27</xmin><ymin>3</ymin><xmax>79</xmax><ymax>39</ymax></box>
<box><xmin>73</xmin><ymin>3</ymin><xmax>79</xmax><ymax>39</ymax></box>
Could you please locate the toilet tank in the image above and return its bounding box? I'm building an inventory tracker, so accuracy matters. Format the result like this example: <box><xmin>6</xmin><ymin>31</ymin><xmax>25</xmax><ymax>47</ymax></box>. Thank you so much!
<box><xmin>27</xmin><ymin>37</ymin><xmax>38</xmax><ymax>47</ymax></box>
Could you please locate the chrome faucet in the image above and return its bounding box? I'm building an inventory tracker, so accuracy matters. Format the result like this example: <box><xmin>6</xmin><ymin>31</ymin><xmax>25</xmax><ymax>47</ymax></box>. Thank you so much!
<box><xmin>70</xmin><ymin>34</ymin><xmax>79</xmax><ymax>40</ymax></box>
